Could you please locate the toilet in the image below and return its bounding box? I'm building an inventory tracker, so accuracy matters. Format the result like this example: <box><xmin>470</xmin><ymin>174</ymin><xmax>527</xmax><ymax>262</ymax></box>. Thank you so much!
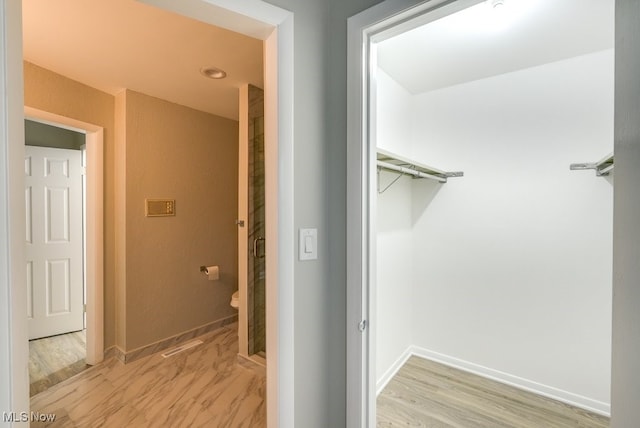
<box><xmin>230</xmin><ymin>291</ymin><xmax>239</xmax><ymax>309</ymax></box>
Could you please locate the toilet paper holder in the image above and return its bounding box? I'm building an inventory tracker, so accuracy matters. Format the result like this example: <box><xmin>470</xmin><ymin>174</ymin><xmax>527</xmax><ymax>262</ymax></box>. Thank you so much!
<box><xmin>200</xmin><ymin>265</ymin><xmax>220</xmax><ymax>280</ymax></box>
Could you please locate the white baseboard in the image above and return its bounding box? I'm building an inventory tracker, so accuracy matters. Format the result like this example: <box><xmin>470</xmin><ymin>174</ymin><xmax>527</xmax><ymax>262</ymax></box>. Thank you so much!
<box><xmin>376</xmin><ymin>346</ymin><xmax>413</xmax><ymax>396</ymax></box>
<box><xmin>410</xmin><ymin>346</ymin><xmax>610</xmax><ymax>417</ymax></box>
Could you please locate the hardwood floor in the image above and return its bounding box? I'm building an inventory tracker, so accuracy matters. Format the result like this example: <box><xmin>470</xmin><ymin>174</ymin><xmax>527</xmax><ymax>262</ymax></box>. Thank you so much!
<box><xmin>30</xmin><ymin>324</ymin><xmax>265</xmax><ymax>427</ymax></box>
<box><xmin>30</xmin><ymin>330</ymin><xmax>88</xmax><ymax>396</ymax></box>
<box><xmin>377</xmin><ymin>356</ymin><xmax>610</xmax><ymax>428</ymax></box>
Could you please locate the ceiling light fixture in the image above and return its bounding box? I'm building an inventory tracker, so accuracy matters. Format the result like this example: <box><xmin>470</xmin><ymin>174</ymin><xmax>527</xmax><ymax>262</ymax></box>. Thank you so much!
<box><xmin>200</xmin><ymin>66</ymin><xmax>227</xmax><ymax>80</ymax></box>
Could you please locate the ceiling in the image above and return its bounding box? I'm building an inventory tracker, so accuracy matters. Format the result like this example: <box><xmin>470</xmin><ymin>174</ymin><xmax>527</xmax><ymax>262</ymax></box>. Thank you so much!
<box><xmin>22</xmin><ymin>0</ymin><xmax>263</xmax><ymax>121</ymax></box>
<box><xmin>377</xmin><ymin>0</ymin><xmax>614</xmax><ymax>95</ymax></box>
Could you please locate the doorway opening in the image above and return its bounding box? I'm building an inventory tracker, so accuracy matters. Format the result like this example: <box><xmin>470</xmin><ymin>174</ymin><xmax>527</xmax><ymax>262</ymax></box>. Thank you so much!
<box><xmin>7</xmin><ymin>1</ymin><xmax>294</xmax><ymax>424</ymax></box>
<box><xmin>347</xmin><ymin>0</ymin><xmax>614</xmax><ymax>426</ymax></box>
<box><xmin>24</xmin><ymin>0</ymin><xmax>267</xmax><ymax>397</ymax></box>
<box><xmin>23</xmin><ymin>108</ymin><xmax>105</xmax><ymax>394</ymax></box>
<box><xmin>25</xmin><ymin>119</ymin><xmax>87</xmax><ymax>396</ymax></box>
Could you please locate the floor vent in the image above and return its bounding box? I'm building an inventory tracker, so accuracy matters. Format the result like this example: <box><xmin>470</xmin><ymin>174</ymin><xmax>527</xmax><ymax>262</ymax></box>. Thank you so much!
<box><xmin>161</xmin><ymin>340</ymin><xmax>203</xmax><ymax>358</ymax></box>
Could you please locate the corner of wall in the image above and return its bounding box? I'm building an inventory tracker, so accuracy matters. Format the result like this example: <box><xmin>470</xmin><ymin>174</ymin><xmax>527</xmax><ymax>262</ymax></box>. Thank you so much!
<box><xmin>114</xmin><ymin>90</ymin><xmax>127</xmax><ymax>350</ymax></box>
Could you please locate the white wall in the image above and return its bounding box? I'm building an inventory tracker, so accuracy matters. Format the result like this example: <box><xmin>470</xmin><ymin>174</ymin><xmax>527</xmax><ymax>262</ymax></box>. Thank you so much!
<box><xmin>376</xmin><ymin>49</ymin><xmax>614</xmax><ymax>413</ymax></box>
<box><xmin>374</xmin><ymin>70</ymin><xmax>416</xmax><ymax>387</ymax></box>
<box><xmin>0</xmin><ymin>0</ymin><xmax>30</xmax><ymax>423</ymax></box>
<box><xmin>376</xmin><ymin>70</ymin><xmax>413</xmax><ymax>156</ymax></box>
<box><xmin>375</xmin><ymin>172</ymin><xmax>413</xmax><ymax>385</ymax></box>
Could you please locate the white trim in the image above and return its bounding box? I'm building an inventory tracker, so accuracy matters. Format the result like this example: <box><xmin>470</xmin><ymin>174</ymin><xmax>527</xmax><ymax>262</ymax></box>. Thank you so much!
<box><xmin>265</xmin><ymin>18</ymin><xmax>295</xmax><ymax>428</ymax></box>
<box><xmin>24</xmin><ymin>108</ymin><xmax>105</xmax><ymax>366</ymax></box>
<box><xmin>346</xmin><ymin>10</ymin><xmax>372</xmax><ymax>428</ymax></box>
<box><xmin>85</xmin><ymin>128</ymin><xmax>104</xmax><ymax>365</ymax></box>
<box><xmin>348</xmin><ymin>2</ymin><xmax>438</xmax><ymax>426</ymax></box>
<box><xmin>1</xmin><ymin>0</ymin><xmax>30</xmax><ymax>422</ymax></box>
<box><xmin>376</xmin><ymin>345</ymin><xmax>611</xmax><ymax>417</ymax></box>
<box><xmin>410</xmin><ymin>346</ymin><xmax>611</xmax><ymax>417</ymax></box>
<box><xmin>375</xmin><ymin>346</ymin><xmax>412</xmax><ymax>396</ymax></box>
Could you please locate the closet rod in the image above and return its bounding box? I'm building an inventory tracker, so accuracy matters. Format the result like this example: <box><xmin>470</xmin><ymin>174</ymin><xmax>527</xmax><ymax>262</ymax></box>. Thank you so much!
<box><xmin>570</xmin><ymin>152</ymin><xmax>614</xmax><ymax>176</ymax></box>
<box><xmin>377</xmin><ymin>160</ymin><xmax>447</xmax><ymax>183</ymax></box>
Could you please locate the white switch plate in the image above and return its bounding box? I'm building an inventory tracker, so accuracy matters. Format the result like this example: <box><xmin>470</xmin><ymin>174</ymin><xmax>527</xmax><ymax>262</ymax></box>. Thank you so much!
<box><xmin>299</xmin><ymin>228</ymin><xmax>318</xmax><ymax>261</ymax></box>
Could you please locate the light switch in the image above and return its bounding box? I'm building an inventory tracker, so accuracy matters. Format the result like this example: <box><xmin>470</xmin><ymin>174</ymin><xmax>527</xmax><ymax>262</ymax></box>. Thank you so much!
<box><xmin>299</xmin><ymin>228</ymin><xmax>317</xmax><ymax>261</ymax></box>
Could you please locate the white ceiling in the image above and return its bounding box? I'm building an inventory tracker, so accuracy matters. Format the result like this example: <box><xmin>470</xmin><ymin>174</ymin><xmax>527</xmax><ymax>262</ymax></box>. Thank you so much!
<box><xmin>22</xmin><ymin>0</ymin><xmax>263</xmax><ymax>120</ymax></box>
<box><xmin>377</xmin><ymin>0</ymin><xmax>614</xmax><ymax>95</ymax></box>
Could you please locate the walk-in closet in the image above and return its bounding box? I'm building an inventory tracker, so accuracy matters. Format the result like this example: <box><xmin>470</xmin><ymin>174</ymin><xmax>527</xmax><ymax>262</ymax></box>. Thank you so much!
<box><xmin>374</xmin><ymin>0</ymin><xmax>614</xmax><ymax>422</ymax></box>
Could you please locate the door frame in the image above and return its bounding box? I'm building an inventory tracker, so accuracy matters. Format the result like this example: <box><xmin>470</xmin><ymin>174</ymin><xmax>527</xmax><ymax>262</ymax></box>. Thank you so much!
<box><xmin>2</xmin><ymin>1</ymin><xmax>295</xmax><ymax>426</ymax></box>
<box><xmin>346</xmin><ymin>0</ymin><xmax>520</xmax><ymax>426</ymax></box>
<box><xmin>24</xmin><ymin>107</ymin><xmax>104</xmax><ymax>366</ymax></box>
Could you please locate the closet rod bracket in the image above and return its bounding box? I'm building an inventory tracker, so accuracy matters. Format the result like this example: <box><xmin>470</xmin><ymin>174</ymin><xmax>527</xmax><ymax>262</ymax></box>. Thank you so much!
<box><xmin>570</xmin><ymin>152</ymin><xmax>614</xmax><ymax>177</ymax></box>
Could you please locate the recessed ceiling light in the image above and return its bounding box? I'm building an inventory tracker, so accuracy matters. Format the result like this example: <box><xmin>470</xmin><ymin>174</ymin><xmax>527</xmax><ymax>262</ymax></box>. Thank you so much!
<box><xmin>200</xmin><ymin>66</ymin><xmax>227</xmax><ymax>80</ymax></box>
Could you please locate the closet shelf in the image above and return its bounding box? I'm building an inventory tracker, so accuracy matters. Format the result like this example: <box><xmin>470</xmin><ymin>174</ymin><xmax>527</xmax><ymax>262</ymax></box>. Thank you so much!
<box><xmin>570</xmin><ymin>152</ymin><xmax>614</xmax><ymax>176</ymax></box>
<box><xmin>377</xmin><ymin>149</ymin><xmax>463</xmax><ymax>184</ymax></box>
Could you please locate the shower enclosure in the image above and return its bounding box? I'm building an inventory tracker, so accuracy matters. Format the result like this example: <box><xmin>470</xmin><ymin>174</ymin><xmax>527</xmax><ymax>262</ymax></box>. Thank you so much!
<box><xmin>239</xmin><ymin>84</ymin><xmax>266</xmax><ymax>363</ymax></box>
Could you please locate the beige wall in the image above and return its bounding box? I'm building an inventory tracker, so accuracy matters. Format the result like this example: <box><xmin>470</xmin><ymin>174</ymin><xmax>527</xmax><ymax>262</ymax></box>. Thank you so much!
<box><xmin>24</xmin><ymin>64</ymin><xmax>239</xmax><ymax>353</ymax></box>
<box><xmin>23</xmin><ymin>61</ymin><xmax>118</xmax><ymax>348</ymax></box>
<box><xmin>120</xmin><ymin>90</ymin><xmax>238</xmax><ymax>351</ymax></box>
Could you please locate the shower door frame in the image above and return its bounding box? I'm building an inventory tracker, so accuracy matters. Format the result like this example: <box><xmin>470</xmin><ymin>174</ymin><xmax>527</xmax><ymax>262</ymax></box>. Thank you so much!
<box><xmin>239</xmin><ymin>84</ymin><xmax>267</xmax><ymax>363</ymax></box>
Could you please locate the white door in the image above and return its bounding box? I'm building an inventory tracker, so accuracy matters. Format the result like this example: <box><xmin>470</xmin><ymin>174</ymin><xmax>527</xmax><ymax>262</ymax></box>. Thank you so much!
<box><xmin>25</xmin><ymin>145</ymin><xmax>84</xmax><ymax>340</ymax></box>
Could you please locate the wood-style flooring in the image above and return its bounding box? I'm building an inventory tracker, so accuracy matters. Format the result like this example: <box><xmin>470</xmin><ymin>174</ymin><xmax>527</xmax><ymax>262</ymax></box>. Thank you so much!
<box><xmin>30</xmin><ymin>330</ymin><xmax>88</xmax><ymax>396</ymax></box>
<box><xmin>377</xmin><ymin>356</ymin><xmax>610</xmax><ymax>428</ymax></box>
<box><xmin>30</xmin><ymin>324</ymin><xmax>265</xmax><ymax>427</ymax></box>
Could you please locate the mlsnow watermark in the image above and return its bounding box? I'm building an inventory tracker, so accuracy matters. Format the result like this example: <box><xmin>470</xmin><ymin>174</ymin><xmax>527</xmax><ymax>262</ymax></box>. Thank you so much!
<box><xmin>2</xmin><ymin>411</ymin><xmax>56</xmax><ymax>423</ymax></box>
